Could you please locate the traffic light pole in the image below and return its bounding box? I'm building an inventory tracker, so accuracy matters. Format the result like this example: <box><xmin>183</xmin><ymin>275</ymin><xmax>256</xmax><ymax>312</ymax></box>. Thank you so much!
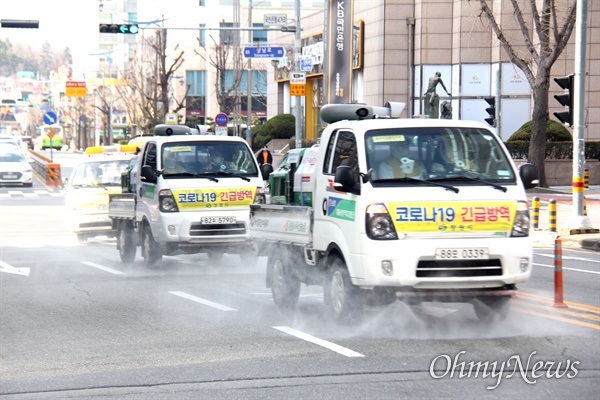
<box><xmin>569</xmin><ymin>0</ymin><xmax>592</xmax><ymax>230</ymax></box>
<box><xmin>293</xmin><ymin>0</ymin><xmax>302</xmax><ymax>150</ymax></box>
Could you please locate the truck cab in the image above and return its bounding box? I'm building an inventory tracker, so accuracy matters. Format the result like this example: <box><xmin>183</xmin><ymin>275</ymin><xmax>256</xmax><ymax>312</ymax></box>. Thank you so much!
<box><xmin>111</xmin><ymin>128</ymin><xmax>266</xmax><ymax>267</ymax></box>
<box><xmin>250</xmin><ymin>102</ymin><xmax>539</xmax><ymax>323</ymax></box>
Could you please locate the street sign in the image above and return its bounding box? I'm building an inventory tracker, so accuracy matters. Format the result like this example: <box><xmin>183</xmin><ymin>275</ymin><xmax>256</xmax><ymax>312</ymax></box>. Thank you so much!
<box><xmin>300</xmin><ymin>57</ymin><xmax>313</xmax><ymax>72</ymax></box>
<box><xmin>43</xmin><ymin>111</ymin><xmax>57</xmax><ymax>125</ymax></box>
<box><xmin>215</xmin><ymin>126</ymin><xmax>228</xmax><ymax>136</ymax></box>
<box><xmin>66</xmin><ymin>81</ymin><xmax>87</xmax><ymax>97</ymax></box>
<box><xmin>243</xmin><ymin>46</ymin><xmax>285</xmax><ymax>59</ymax></box>
<box><xmin>264</xmin><ymin>14</ymin><xmax>287</xmax><ymax>26</ymax></box>
<box><xmin>165</xmin><ymin>112</ymin><xmax>178</xmax><ymax>125</ymax></box>
<box><xmin>47</xmin><ymin>127</ymin><xmax>56</xmax><ymax>139</ymax></box>
<box><xmin>290</xmin><ymin>72</ymin><xmax>306</xmax><ymax>97</ymax></box>
<box><xmin>215</xmin><ymin>113</ymin><xmax>229</xmax><ymax>127</ymax></box>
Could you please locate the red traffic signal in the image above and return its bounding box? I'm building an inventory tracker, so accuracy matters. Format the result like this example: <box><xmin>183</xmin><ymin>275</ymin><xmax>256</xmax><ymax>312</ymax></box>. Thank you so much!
<box><xmin>99</xmin><ymin>24</ymin><xmax>139</xmax><ymax>34</ymax></box>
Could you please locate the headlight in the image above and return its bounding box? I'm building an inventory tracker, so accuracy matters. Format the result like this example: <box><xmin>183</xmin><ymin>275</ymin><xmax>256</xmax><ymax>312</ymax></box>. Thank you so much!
<box><xmin>511</xmin><ymin>200</ymin><xmax>530</xmax><ymax>237</ymax></box>
<box><xmin>253</xmin><ymin>187</ymin><xmax>266</xmax><ymax>204</ymax></box>
<box><xmin>366</xmin><ymin>203</ymin><xmax>398</xmax><ymax>240</ymax></box>
<box><xmin>159</xmin><ymin>189</ymin><xmax>179</xmax><ymax>212</ymax></box>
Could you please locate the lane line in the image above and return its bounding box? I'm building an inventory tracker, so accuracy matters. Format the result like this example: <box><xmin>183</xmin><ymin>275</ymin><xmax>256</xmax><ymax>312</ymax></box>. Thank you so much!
<box><xmin>513</xmin><ymin>306</ymin><xmax>600</xmax><ymax>331</ymax></box>
<box><xmin>536</xmin><ymin>253</ymin><xmax>600</xmax><ymax>263</ymax></box>
<box><xmin>273</xmin><ymin>326</ymin><xmax>365</xmax><ymax>358</ymax></box>
<box><xmin>517</xmin><ymin>291</ymin><xmax>600</xmax><ymax>313</ymax></box>
<box><xmin>81</xmin><ymin>261</ymin><xmax>125</xmax><ymax>275</ymax></box>
<box><xmin>533</xmin><ymin>262</ymin><xmax>600</xmax><ymax>275</ymax></box>
<box><xmin>169</xmin><ymin>291</ymin><xmax>236</xmax><ymax>311</ymax></box>
<box><xmin>515</xmin><ymin>299</ymin><xmax>600</xmax><ymax>322</ymax></box>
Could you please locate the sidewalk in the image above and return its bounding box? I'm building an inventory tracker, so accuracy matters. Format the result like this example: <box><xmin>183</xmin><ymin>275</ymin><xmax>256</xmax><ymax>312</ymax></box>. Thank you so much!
<box><xmin>527</xmin><ymin>185</ymin><xmax>600</xmax><ymax>251</ymax></box>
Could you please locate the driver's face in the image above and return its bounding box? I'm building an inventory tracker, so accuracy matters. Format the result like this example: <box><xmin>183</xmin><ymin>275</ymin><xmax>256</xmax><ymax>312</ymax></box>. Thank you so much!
<box><xmin>212</xmin><ymin>153</ymin><xmax>223</xmax><ymax>164</ymax></box>
<box><xmin>392</xmin><ymin>141</ymin><xmax>409</xmax><ymax>158</ymax></box>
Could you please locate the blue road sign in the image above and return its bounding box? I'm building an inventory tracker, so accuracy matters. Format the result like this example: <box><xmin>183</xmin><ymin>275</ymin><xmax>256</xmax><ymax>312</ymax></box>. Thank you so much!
<box><xmin>243</xmin><ymin>46</ymin><xmax>285</xmax><ymax>58</ymax></box>
<box><xmin>43</xmin><ymin>111</ymin><xmax>57</xmax><ymax>125</ymax></box>
<box><xmin>215</xmin><ymin>113</ymin><xmax>229</xmax><ymax>127</ymax></box>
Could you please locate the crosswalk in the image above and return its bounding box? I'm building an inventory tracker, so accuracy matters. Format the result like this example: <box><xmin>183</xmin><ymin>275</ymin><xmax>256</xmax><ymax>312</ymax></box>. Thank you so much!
<box><xmin>0</xmin><ymin>189</ymin><xmax>65</xmax><ymax>198</ymax></box>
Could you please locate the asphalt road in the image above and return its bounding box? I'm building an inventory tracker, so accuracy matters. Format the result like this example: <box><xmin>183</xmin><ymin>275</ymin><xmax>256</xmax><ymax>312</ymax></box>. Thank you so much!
<box><xmin>0</xmin><ymin>163</ymin><xmax>598</xmax><ymax>399</ymax></box>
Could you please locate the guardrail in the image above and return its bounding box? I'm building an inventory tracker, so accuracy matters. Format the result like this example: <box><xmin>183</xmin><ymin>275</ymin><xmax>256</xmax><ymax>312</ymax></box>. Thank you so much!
<box><xmin>27</xmin><ymin>149</ymin><xmax>62</xmax><ymax>188</ymax></box>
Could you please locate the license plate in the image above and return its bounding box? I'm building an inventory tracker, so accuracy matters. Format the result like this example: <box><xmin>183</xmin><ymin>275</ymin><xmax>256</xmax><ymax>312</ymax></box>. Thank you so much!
<box><xmin>2</xmin><ymin>174</ymin><xmax>18</xmax><ymax>180</ymax></box>
<box><xmin>435</xmin><ymin>248</ymin><xmax>489</xmax><ymax>260</ymax></box>
<box><xmin>201</xmin><ymin>216</ymin><xmax>236</xmax><ymax>224</ymax></box>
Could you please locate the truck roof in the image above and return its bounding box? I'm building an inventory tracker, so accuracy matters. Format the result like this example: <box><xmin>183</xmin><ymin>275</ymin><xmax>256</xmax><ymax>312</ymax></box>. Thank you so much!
<box><xmin>325</xmin><ymin>117</ymin><xmax>492</xmax><ymax>132</ymax></box>
<box><xmin>140</xmin><ymin>135</ymin><xmax>250</xmax><ymax>146</ymax></box>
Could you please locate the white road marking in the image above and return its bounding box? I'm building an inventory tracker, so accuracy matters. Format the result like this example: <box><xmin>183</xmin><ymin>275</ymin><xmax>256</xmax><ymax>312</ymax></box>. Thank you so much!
<box><xmin>536</xmin><ymin>253</ymin><xmax>600</xmax><ymax>263</ymax></box>
<box><xmin>81</xmin><ymin>261</ymin><xmax>125</xmax><ymax>275</ymax></box>
<box><xmin>533</xmin><ymin>263</ymin><xmax>600</xmax><ymax>274</ymax></box>
<box><xmin>273</xmin><ymin>326</ymin><xmax>365</xmax><ymax>358</ymax></box>
<box><xmin>169</xmin><ymin>291</ymin><xmax>236</xmax><ymax>311</ymax></box>
<box><xmin>0</xmin><ymin>260</ymin><xmax>30</xmax><ymax>276</ymax></box>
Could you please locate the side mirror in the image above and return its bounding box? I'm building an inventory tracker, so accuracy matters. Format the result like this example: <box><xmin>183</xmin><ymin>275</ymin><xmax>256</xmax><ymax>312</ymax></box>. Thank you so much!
<box><xmin>518</xmin><ymin>163</ymin><xmax>539</xmax><ymax>190</ymax></box>
<box><xmin>260</xmin><ymin>163</ymin><xmax>274</xmax><ymax>180</ymax></box>
<box><xmin>334</xmin><ymin>165</ymin><xmax>359</xmax><ymax>194</ymax></box>
<box><xmin>140</xmin><ymin>165</ymin><xmax>157</xmax><ymax>184</ymax></box>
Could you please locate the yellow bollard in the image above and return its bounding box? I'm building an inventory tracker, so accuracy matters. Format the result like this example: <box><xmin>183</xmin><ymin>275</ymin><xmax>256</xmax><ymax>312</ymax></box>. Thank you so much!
<box><xmin>584</xmin><ymin>169</ymin><xmax>589</xmax><ymax>189</ymax></box>
<box><xmin>549</xmin><ymin>199</ymin><xmax>557</xmax><ymax>233</ymax></box>
<box><xmin>532</xmin><ymin>196</ymin><xmax>540</xmax><ymax>229</ymax></box>
<box><xmin>584</xmin><ymin>196</ymin><xmax>587</xmax><ymax>216</ymax></box>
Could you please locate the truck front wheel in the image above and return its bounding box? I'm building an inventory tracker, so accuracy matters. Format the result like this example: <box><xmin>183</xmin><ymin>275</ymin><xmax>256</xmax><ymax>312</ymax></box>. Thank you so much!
<box><xmin>325</xmin><ymin>257</ymin><xmax>363</xmax><ymax>324</ymax></box>
<box><xmin>472</xmin><ymin>295</ymin><xmax>511</xmax><ymax>322</ymax></box>
<box><xmin>142</xmin><ymin>224</ymin><xmax>162</xmax><ymax>268</ymax></box>
<box><xmin>117</xmin><ymin>222</ymin><xmax>136</xmax><ymax>263</ymax></box>
<box><xmin>270</xmin><ymin>253</ymin><xmax>300</xmax><ymax>310</ymax></box>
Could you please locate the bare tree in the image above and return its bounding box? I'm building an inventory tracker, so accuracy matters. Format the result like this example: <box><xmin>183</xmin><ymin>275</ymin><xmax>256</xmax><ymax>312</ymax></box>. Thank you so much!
<box><xmin>194</xmin><ymin>23</ymin><xmax>244</xmax><ymax>117</ymax></box>
<box><xmin>117</xmin><ymin>29</ymin><xmax>189</xmax><ymax>134</ymax></box>
<box><xmin>472</xmin><ymin>0</ymin><xmax>577</xmax><ymax>187</ymax></box>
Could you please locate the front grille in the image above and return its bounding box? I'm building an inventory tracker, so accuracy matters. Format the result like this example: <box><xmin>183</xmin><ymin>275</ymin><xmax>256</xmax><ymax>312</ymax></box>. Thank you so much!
<box><xmin>80</xmin><ymin>222</ymin><xmax>112</xmax><ymax>229</ymax></box>
<box><xmin>416</xmin><ymin>259</ymin><xmax>502</xmax><ymax>278</ymax></box>
<box><xmin>0</xmin><ymin>172</ymin><xmax>22</xmax><ymax>180</ymax></box>
<box><xmin>189</xmin><ymin>223</ymin><xmax>246</xmax><ymax>237</ymax></box>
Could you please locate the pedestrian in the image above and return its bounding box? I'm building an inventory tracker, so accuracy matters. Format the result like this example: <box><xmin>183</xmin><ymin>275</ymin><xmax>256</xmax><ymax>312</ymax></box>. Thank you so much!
<box><xmin>258</xmin><ymin>147</ymin><xmax>273</xmax><ymax>167</ymax></box>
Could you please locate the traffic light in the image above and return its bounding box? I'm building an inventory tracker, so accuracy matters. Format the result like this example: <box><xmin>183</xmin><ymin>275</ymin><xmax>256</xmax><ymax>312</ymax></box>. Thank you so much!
<box><xmin>553</xmin><ymin>74</ymin><xmax>574</xmax><ymax>126</ymax></box>
<box><xmin>0</xmin><ymin>19</ymin><xmax>39</xmax><ymax>29</ymax></box>
<box><xmin>484</xmin><ymin>97</ymin><xmax>496</xmax><ymax>127</ymax></box>
<box><xmin>99</xmin><ymin>24</ymin><xmax>139</xmax><ymax>34</ymax></box>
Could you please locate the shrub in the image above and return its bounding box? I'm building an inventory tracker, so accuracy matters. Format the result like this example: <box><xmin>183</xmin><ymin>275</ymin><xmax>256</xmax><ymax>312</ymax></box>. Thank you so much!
<box><xmin>507</xmin><ymin>120</ymin><xmax>572</xmax><ymax>142</ymax></box>
<box><xmin>252</xmin><ymin>114</ymin><xmax>295</xmax><ymax>150</ymax></box>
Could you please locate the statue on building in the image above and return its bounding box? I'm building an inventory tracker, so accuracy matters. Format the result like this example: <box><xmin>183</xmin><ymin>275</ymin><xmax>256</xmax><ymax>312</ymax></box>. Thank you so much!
<box><xmin>440</xmin><ymin>101</ymin><xmax>452</xmax><ymax>119</ymax></box>
<box><xmin>424</xmin><ymin>71</ymin><xmax>451</xmax><ymax>119</ymax></box>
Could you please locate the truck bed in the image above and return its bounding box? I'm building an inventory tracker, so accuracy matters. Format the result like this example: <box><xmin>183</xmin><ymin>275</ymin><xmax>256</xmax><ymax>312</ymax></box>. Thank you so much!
<box><xmin>249</xmin><ymin>204</ymin><xmax>313</xmax><ymax>245</ymax></box>
<box><xmin>108</xmin><ymin>193</ymin><xmax>136</xmax><ymax>220</ymax></box>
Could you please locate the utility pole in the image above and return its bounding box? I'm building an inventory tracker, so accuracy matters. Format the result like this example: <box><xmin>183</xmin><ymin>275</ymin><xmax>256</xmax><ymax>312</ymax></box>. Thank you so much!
<box><xmin>246</xmin><ymin>0</ymin><xmax>253</xmax><ymax>147</ymax></box>
<box><xmin>294</xmin><ymin>0</ymin><xmax>302</xmax><ymax>149</ymax></box>
<box><xmin>569</xmin><ymin>0</ymin><xmax>593</xmax><ymax>230</ymax></box>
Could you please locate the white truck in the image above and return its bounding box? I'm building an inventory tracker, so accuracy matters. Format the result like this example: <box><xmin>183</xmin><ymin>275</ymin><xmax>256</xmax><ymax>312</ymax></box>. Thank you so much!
<box><xmin>249</xmin><ymin>103</ymin><xmax>539</xmax><ymax>323</ymax></box>
<box><xmin>108</xmin><ymin>125</ymin><xmax>267</xmax><ymax>267</ymax></box>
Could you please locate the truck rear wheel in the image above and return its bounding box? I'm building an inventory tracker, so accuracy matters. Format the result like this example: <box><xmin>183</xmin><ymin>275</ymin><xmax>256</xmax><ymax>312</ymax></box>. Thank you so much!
<box><xmin>117</xmin><ymin>222</ymin><xmax>136</xmax><ymax>263</ymax></box>
<box><xmin>325</xmin><ymin>257</ymin><xmax>363</xmax><ymax>324</ymax></box>
<box><xmin>472</xmin><ymin>295</ymin><xmax>511</xmax><ymax>322</ymax></box>
<box><xmin>142</xmin><ymin>224</ymin><xmax>162</xmax><ymax>268</ymax></box>
<box><xmin>270</xmin><ymin>253</ymin><xmax>300</xmax><ymax>310</ymax></box>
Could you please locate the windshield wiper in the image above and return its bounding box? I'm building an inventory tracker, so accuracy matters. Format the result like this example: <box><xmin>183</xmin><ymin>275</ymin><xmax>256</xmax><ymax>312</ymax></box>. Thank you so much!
<box><xmin>207</xmin><ymin>171</ymin><xmax>251</xmax><ymax>181</ymax></box>
<box><xmin>374</xmin><ymin>176</ymin><xmax>459</xmax><ymax>193</ymax></box>
<box><xmin>431</xmin><ymin>175</ymin><xmax>507</xmax><ymax>192</ymax></box>
<box><xmin>163</xmin><ymin>172</ymin><xmax>219</xmax><ymax>182</ymax></box>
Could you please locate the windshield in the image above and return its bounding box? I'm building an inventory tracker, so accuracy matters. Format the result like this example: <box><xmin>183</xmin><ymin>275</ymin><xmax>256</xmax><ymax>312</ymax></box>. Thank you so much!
<box><xmin>0</xmin><ymin>152</ymin><xmax>27</xmax><ymax>163</ymax></box>
<box><xmin>366</xmin><ymin>127</ymin><xmax>516</xmax><ymax>184</ymax></box>
<box><xmin>70</xmin><ymin>159</ymin><xmax>130</xmax><ymax>187</ymax></box>
<box><xmin>161</xmin><ymin>141</ymin><xmax>259</xmax><ymax>177</ymax></box>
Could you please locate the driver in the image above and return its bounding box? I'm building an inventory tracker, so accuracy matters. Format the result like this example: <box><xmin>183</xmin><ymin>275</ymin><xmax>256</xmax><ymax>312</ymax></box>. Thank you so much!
<box><xmin>377</xmin><ymin>139</ymin><xmax>423</xmax><ymax>179</ymax></box>
<box><xmin>207</xmin><ymin>148</ymin><xmax>232</xmax><ymax>171</ymax></box>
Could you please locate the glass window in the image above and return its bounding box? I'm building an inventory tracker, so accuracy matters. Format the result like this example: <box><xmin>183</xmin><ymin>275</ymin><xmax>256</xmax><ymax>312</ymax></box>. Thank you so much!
<box><xmin>365</xmin><ymin>127</ymin><xmax>516</xmax><ymax>184</ymax></box>
<box><xmin>160</xmin><ymin>141</ymin><xmax>259</xmax><ymax>178</ymax></box>
<box><xmin>252</xmin><ymin>24</ymin><xmax>267</xmax><ymax>43</ymax></box>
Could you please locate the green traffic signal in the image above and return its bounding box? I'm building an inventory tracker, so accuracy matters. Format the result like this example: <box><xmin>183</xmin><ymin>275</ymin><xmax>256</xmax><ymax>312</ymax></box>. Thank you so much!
<box><xmin>99</xmin><ymin>24</ymin><xmax>139</xmax><ymax>34</ymax></box>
